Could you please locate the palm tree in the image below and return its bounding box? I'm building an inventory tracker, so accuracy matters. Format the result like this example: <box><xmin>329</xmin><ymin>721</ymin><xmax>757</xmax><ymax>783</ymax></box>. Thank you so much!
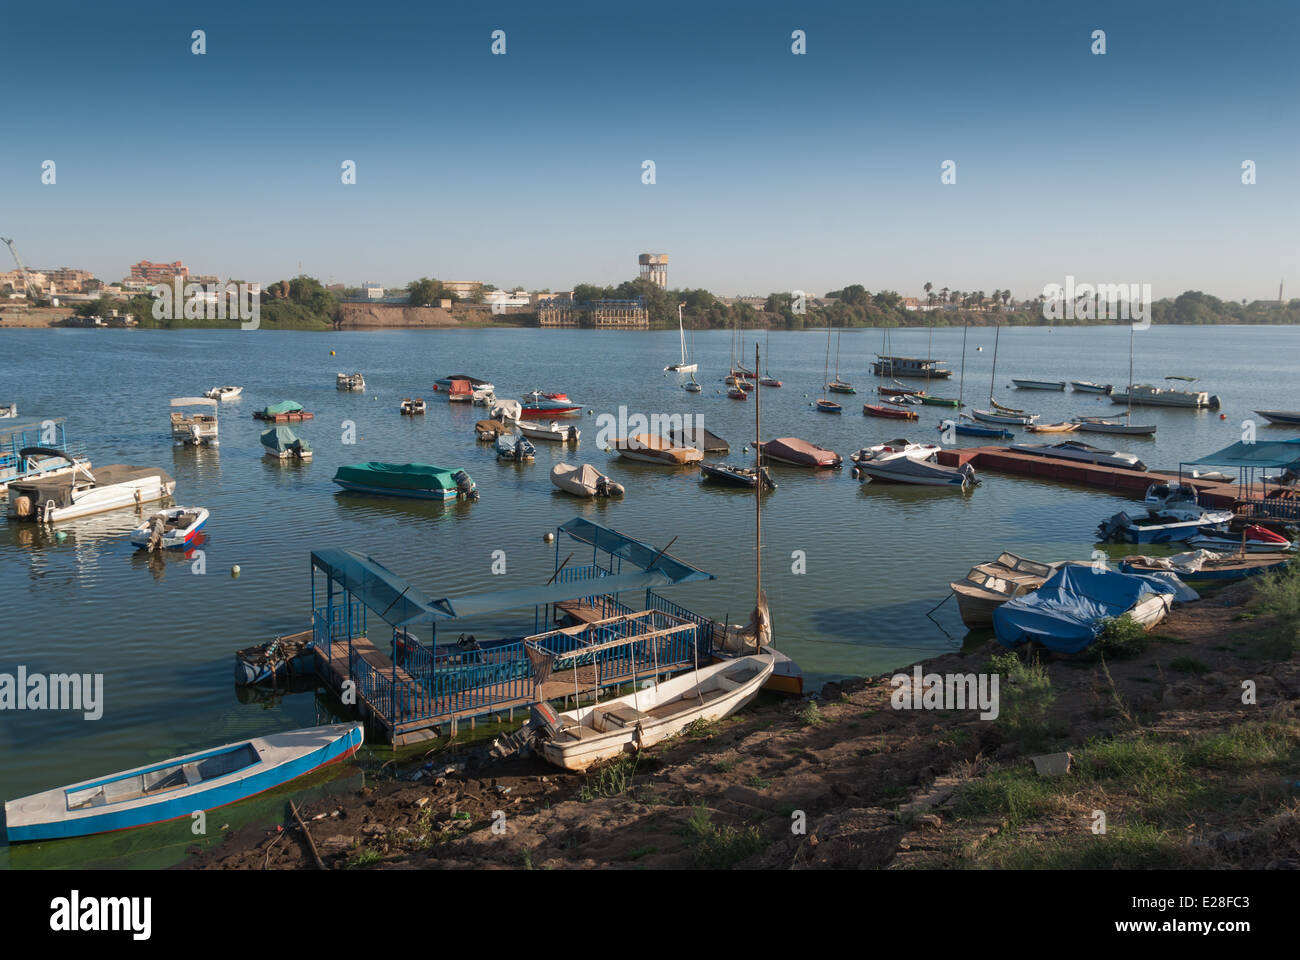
<box><xmin>923</xmin><ymin>281</ymin><xmax>933</xmax><ymax>307</ymax></box>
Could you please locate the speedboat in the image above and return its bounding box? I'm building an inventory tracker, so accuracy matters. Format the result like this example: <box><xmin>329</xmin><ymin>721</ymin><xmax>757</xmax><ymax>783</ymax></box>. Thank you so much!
<box><xmin>7</xmin><ymin>459</ymin><xmax>176</xmax><ymax>523</ymax></box>
<box><xmin>1070</xmin><ymin>381</ymin><xmax>1113</xmax><ymax>394</ymax></box>
<box><xmin>399</xmin><ymin>397</ymin><xmax>427</xmax><ymax>415</ymax></box>
<box><xmin>336</xmin><ymin>372</ymin><xmax>366</xmax><ymax>391</ymax></box>
<box><xmin>520</xmin><ymin>397</ymin><xmax>581</xmax><ymax>418</ymax></box>
<box><xmin>514</xmin><ymin>420</ymin><xmax>580</xmax><ymax>443</ymax></box>
<box><xmin>699</xmin><ymin>463</ymin><xmax>777</xmax><ymax>490</ymax></box>
<box><xmin>4</xmin><ymin>724</ymin><xmax>363</xmax><ymax>842</ymax></box>
<box><xmin>753</xmin><ymin>437</ymin><xmax>841</xmax><ymax>468</ymax></box>
<box><xmin>1011</xmin><ymin>379</ymin><xmax>1066</xmax><ymax>390</ymax></box>
<box><xmin>850</xmin><ymin>439</ymin><xmax>941</xmax><ymax>464</ymax></box>
<box><xmin>496</xmin><ymin>434</ymin><xmax>536</xmax><ymax>462</ymax></box>
<box><xmin>611</xmin><ymin>434</ymin><xmax>702</xmax><ymax>465</ymax></box>
<box><xmin>1255</xmin><ymin>410</ymin><xmax>1300</xmax><ymax>427</ymax></box>
<box><xmin>203</xmin><ymin>386</ymin><xmax>242</xmax><ymax>401</ymax></box>
<box><xmin>1009</xmin><ymin>440</ymin><xmax>1146</xmax><ymax>470</ymax></box>
<box><xmin>950</xmin><ymin>553</ymin><xmax>1055</xmax><ymax>628</ymax></box>
<box><xmin>435</xmin><ymin>374</ymin><xmax>494</xmax><ymax>394</ymax></box>
<box><xmin>853</xmin><ymin>450</ymin><xmax>977</xmax><ymax>487</ymax></box>
<box><xmin>130</xmin><ymin>506</ymin><xmax>209</xmax><ymax>550</ymax></box>
<box><xmin>550</xmin><ymin>463</ymin><xmax>624</xmax><ymax>498</ymax></box>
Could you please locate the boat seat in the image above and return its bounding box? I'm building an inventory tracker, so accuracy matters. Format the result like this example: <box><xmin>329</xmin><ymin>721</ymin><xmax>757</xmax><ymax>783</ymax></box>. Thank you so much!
<box><xmin>598</xmin><ymin>705</ymin><xmax>646</xmax><ymax>728</ymax></box>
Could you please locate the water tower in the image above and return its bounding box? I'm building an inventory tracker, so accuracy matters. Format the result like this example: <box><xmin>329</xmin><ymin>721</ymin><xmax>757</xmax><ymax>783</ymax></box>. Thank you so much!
<box><xmin>638</xmin><ymin>253</ymin><xmax>668</xmax><ymax>288</ymax></box>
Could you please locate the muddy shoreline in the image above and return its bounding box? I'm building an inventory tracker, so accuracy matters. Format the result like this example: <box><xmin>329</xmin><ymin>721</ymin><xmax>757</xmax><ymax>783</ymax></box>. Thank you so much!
<box><xmin>181</xmin><ymin>579</ymin><xmax>1300</xmax><ymax>870</ymax></box>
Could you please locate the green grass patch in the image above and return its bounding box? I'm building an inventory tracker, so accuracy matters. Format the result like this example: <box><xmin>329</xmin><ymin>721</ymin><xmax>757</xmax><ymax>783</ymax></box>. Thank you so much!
<box><xmin>682</xmin><ymin>804</ymin><xmax>765</xmax><ymax>869</ymax></box>
<box><xmin>796</xmin><ymin>700</ymin><xmax>826</xmax><ymax>726</ymax></box>
<box><xmin>578</xmin><ymin>753</ymin><xmax>639</xmax><ymax>802</ymax></box>
<box><xmin>1167</xmin><ymin>657</ymin><xmax>1210</xmax><ymax>675</ymax></box>
<box><xmin>987</xmin><ymin>651</ymin><xmax>1057</xmax><ymax>749</ymax></box>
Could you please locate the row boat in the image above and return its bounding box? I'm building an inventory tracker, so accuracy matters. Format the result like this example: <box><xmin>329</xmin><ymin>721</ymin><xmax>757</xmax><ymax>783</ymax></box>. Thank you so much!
<box><xmin>864</xmin><ymin>403</ymin><xmax>919</xmax><ymax>421</ymax></box>
<box><xmin>1011</xmin><ymin>379</ymin><xmax>1066</xmax><ymax>390</ymax></box>
<box><xmin>815</xmin><ymin>398</ymin><xmax>842</xmax><ymax>414</ymax></box>
<box><xmin>950</xmin><ymin>553</ymin><xmax>1055</xmax><ymax>628</ymax></box>
<box><xmin>1071</xmin><ymin>416</ymin><xmax>1157</xmax><ymax>436</ymax></box>
<box><xmin>1026</xmin><ymin>421</ymin><xmax>1079</xmax><ymax>434</ymax></box>
<box><xmin>972</xmin><ymin>408</ymin><xmax>1036</xmax><ymax>426</ymax></box>
<box><xmin>4</xmin><ymin>724</ymin><xmax>363</xmax><ymax>843</ymax></box>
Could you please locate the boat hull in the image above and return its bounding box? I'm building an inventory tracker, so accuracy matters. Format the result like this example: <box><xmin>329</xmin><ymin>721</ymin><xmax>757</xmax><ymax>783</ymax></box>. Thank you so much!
<box><xmin>1255</xmin><ymin>410</ymin><xmax>1300</xmax><ymax>426</ymax></box>
<box><xmin>333</xmin><ymin>480</ymin><xmax>459</xmax><ymax>501</ymax></box>
<box><xmin>1012</xmin><ymin>380</ymin><xmax>1066</xmax><ymax>390</ymax></box>
<box><xmin>4</xmin><ymin>724</ymin><xmax>362</xmax><ymax>843</ymax></box>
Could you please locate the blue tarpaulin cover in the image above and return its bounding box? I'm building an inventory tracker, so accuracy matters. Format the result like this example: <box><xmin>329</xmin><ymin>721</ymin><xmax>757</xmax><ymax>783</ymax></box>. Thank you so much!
<box><xmin>993</xmin><ymin>564</ymin><xmax>1176</xmax><ymax>653</ymax></box>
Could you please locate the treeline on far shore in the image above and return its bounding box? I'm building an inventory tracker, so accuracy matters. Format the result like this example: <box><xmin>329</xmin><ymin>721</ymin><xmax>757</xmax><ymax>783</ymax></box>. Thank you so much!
<box><xmin>60</xmin><ymin>277</ymin><xmax>1300</xmax><ymax>331</ymax></box>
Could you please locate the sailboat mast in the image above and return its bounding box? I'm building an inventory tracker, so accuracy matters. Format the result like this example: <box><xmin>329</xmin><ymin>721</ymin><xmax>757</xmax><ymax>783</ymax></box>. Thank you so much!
<box><xmin>958</xmin><ymin>319</ymin><xmax>968</xmax><ymax>408</ymax></box>
<box><xmin>755</xmin><ymin>343</ymin><xmax>762</xmax><ymax>603</ymax></box>
<box><xmin>989</xmin><ymin>322</ymin><xmax>1002</xmax><ymax>402</ymax></box>
<box><xmin>823</xmin><ymin>319</ymin><xmax>833</xmax><ymax>397</ymax></box>
<box><xmin>1127</xmin><ymin>322</ymin><xmax>1135</xmax><ymax>424</ymax></box>
<box><xmin>678</xmin><ymin>302</ymin><xmax>687</xmax><ymax>364</ymax></box>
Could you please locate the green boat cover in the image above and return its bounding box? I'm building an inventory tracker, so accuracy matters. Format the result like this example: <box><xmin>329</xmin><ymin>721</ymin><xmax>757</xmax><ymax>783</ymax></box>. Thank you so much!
<box><xmin>261</xmin><ymin>400</ymin><xmax>304</xmax><ymax>416</ymax></box>
<box><xmin>261</xmin><ymin>425</ymin><xmax>311</xmax><ymax>453</ymax></box>
<box><xmin>333</xmin><ymin>462</ymin><xmax>458</xmax><ymax>491</ymax></box>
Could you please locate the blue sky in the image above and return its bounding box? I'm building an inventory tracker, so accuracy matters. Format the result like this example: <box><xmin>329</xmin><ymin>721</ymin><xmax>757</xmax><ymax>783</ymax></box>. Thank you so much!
<box><xmin>1</xmin><ymin>0</ymin><xmax>1295</xmax><ymax>300</ymax></box>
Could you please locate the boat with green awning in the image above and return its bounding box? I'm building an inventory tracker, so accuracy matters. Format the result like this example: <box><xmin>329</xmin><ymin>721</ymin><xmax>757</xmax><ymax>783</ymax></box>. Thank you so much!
<box><xmin>332</xmin><ymin>462</ymin><xmax>478</xmax><ymax>501</ymax></box>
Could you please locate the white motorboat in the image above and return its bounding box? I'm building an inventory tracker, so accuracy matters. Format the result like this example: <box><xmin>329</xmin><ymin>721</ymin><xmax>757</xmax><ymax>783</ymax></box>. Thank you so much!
<box><xmin>853</xmin><ymin>450</ymin><xmax>977</xmax><ymax>487</ymax></box>
<box><xmin>538</xmin><ymin>654</ymin><xmax>773</xmax><ymax>771</ymax></box>
<box><xmin>550</xmin><ymin>463</ymin><xmax>624</xmax><ymax>498</ymax></box>
<box><xmin>336</xmin><ymin>372</ymin><xmax>366</xmax><ymax>391</ymax></box>
<box><xmin>1070</xmin><ymin>381</ymin><xmax>1113</xmax><ymax>394</ymax></box>
<box><xmin>130</xmin><ymin>506</ymin><xmax>209</xmax><ymax>550</ymax></box>
<box><xmin>972</xmin><ymin>408</ymin><xmax>1038</xmax><ymax>426</ymax></box>
<box><xmin>1142</xmin><ymin>482</ymin><xmax>1224</xmax><ymax>520</ymax></box>
<box><xmin>0</xmin><ymin>403</ymin><xmax>17</xmax><ymax>418</ymax></box>
<box><xmin>399</xmin><ymin>397</ymin><xmax>427</xmax><ymax>415</ymax></box>
<box><xmin>1255</xmin><ymin>410</ymin><xmax>1300</xmax><ymax>427</ymax></box>
<box><xmin>1187</xmin><ymin>525</ymin><xmax>1295</xmax><ymax>553</ymax></box>
<box><xmin>1011</xmin><ymin>379</ymin><xmax>1066</xmax><ymax>390</ymax></box>
<box><xmin>514</xmin><ymin>420</ymin><xmax>580</xmax><ymax>443</ymax></box>
<box><xmin>1009</xmin><ymin>440</ymin><xmax>1146</xmax><ymax>470</ymax></box>
<box><xmin>169</xmin><ymin>397</ymin><xmax>219</xmax><ymax>447</ymax></box>
<box><xmin>850</xmin><ymin>438</ymin><xmax>942</xmax><ymax>465</ymax></box>
<box><xmin>1070</xmin><ymin>416</ymin><xmax>1157</xmax><ymax>436</ymax></box>
<box><xmin>7</xmin><ymin>459</ymin><xmax>176</xmax><ymax>523</ymax></box>
<box><xmin>203</xmin><ymin>386</ymin><xmax>242</xmax><ymax>402</ymax></box>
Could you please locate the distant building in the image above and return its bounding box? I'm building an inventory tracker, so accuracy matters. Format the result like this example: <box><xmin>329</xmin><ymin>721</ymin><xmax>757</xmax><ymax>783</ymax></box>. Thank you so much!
<box><xmin>638</xmin><ymin>253</ymin><xmax>668</xmax><ymax>288</ymax></box>
<box><xmin>900</xmin><ymin>297</ymin><xmax>921</xmax><ymax>311</ymax></box>
<box><xmin>0</xmin><ymin>269</ymin><xmax>48</xmax><ymax>294</ymax></box>
<box><xmin>38</xmin><ymin>267</ymin><xmax>97</xmax><ymax>293</ymax></box>
<box><xmin>484</xmin><ymin>289</ymin><xmax>530</xmax><ymax>309</ymax></box>
<box><xmin>531</xmin><ymin>291</ymin><xmax>572</xmax><ymax>308</ymax></box>
<box><xmin>363</xmin><ymin>282</ymin><xmax>385</xmax><ymax>300</ymax></box>
<box><xmin>130</xmin><ymin>260</ymin><xmax>188</xmax><ymax>282</ymax></box>
<box><xmin>538</xmin><ymin>296</ymin><xmax>648</xmax><ymax>329</ymax></box>
<box><xmin>444</xmin><ymin>281</ymin><xmax>482</xmax><ymax>300</ymax></box>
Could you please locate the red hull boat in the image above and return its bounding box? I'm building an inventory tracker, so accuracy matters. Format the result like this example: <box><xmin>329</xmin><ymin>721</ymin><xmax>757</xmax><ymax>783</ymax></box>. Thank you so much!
<box><xmin>864</xmin><ymin>403</ymin><xmax>919</xmax><ymax>421</ymax></box>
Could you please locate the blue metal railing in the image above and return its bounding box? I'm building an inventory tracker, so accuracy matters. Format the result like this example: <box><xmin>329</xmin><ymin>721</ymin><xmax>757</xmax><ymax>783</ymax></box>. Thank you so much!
<box><xmin>647</xmin><ymin>591</ymin><xmax>715</xmax><ymax>656</ymax></box>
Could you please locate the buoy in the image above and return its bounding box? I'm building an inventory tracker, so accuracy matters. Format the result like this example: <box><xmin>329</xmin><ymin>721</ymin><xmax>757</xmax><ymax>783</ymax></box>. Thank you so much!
<box><xmin>231</xmin><ymin>564</ymin><xmax>241</xmax><ymax>578</ymax></box>
<box><xmin>1219</xmin><ymin>413</ymin><xmax>1226</xmax><ymax>420</ymax></box>
<box><xmin>587</xmin><ymin>409</ymin><xmax>594</xmax><ymax>415</ymax></box>
<box><xmin>330</xmin><ymin>350</ymin><xmax>335</xmax><ymax>356</ymax></box>
<box><xmin>544</xmin><ymin>532</ymin><xmax>555</xmax><ymax>543</ymax></box>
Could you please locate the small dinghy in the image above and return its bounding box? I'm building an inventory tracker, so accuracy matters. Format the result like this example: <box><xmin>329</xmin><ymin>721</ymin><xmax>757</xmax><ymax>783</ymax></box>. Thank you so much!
<box><xmin>972</xmin><ymin>408</ymin><xmax>1036</xmax><ymax>426</ymax></box>
<box><xmin>815</xmin><ymin>398</ymin><xmax>843</xmax><ymax>414</ymax></box>
<box><xmin>515</xmin><ymin>420</ymin><xmax>580</xmax><ymax>443</ymax></box>
<box><xmin>4</xmin><ymin>723</ymin><xmax>363</xmax><ymax>842</ymax></box>
<box><xmin>863</xmin><ymin>403</ymin><xmax>919</xmax><ymax>421</ymax></box>
<box><xmin>700</xmin><ymin>463</ymin><xmax>777</xmax><ymax>490</ymax></box>
<box><xmin>950</xmin><ymin>553</ymin><xmax>1056</xmax><ymax>628</ymax></box>
<box><xmin>399</xmin><ymin>397</ymin><xmax>427</xmax><ymax>415</ymax></box>
<box><xmin>1071</xmin><ymin>381</ymin><xmax>1113</xmax><ymax>394</ymax></box>
<box><xmin>537</xmin><ymin>656</ymin><xmax>773</xmax><ymax>772</ymax></box>
<box><xmin>550</xmin><ymin>463</ymin><xmax>625</xmax><ymax>498</ymax></box>
<box><xmin>945</xmin><ymin>419</ymin><xmax>1014</xmax><ymax>439</ymax></box>
<box><xmin>1026</xmin><ymin>421</ymin><xmax>1080</xmax><ymax>433</ymax></box>
<box><xmin>495</xmin><ymin>433</ymin><xmax>536</xmax><ymax>463</ymax></box>
<box><xmin>130</xmin><ymin>506</ymin><xmax>209</xmax><ymax>551</ymax></box>
<box><xmin>234</xmin><ymin>632</ymin><xmax>315</xmax><ymax>685</ymax></box>
<box><xmin>1070</xmin><ymin>416</ymin><xmax>1157</xmax><ymax>436</ymax></box>
<box><xmin>1119</xmin><ymin>549</ymin><xmax>1293</xmax><ymax>583</ymax></box>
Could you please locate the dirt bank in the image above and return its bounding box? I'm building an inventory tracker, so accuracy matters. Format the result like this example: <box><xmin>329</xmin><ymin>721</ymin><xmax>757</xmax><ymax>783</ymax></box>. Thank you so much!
<box><xmin>335</xmin><ymin>302</ymin><xmax>527</xmax><ymax>329</ymax></box>
<box><xmin>181</xmin><ymin>579</ymin><xmax>1300</xmax><ymax>870</ymax></box>
<box><xmin>0</xmin><ymin>306</ymin><xmax>75</xmax><ymax>328</ymax></box>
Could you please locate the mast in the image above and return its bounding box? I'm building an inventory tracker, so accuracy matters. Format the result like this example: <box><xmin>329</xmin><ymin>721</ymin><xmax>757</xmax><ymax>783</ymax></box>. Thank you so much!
<box><xmin>1127</xmin><ymin>321</ymin><xmax>1135</xmax><ymax>424</ymax></box>
<box><xmin>958</xmin><ymin>318</ymin><xmax>969</xmax><ymax>410</ymax></box>
<box><xmin>678</xmin><ymin>302</ymin><xmax>687</xmax><ymax>365</ymax></box>
<box><xmin>755</xmin><ymin>342</ymin><xmax>762</xmax><ymax>607</ymax></box>
<box><xmin>822</xmin><ymin>318</ymin><xmax>833</xmax><ymax>400</ymax></box>
<box><xmin>834</xmin><ymin>324</ymin><xmax>842</xmax><ymax>381</ymax></box>
<box><xmin>989</xmin><ymin>321</ymin><xmax>1002</xmax><ymax>403</ymax></box>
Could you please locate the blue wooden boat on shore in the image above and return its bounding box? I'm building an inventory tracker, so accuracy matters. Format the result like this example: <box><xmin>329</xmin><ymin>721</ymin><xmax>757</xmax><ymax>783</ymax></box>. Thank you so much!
<box><xmin>4</xmin><ymin>723</ymin><xmax>362</xmax><ymax>843</ymax></box>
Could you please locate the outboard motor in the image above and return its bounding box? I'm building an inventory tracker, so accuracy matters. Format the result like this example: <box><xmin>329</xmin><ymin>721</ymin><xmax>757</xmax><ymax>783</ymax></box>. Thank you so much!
<box><xmin>453</xmin><ymin>470</ymin><xmax>479</xmax><ymax>501</ymax></box>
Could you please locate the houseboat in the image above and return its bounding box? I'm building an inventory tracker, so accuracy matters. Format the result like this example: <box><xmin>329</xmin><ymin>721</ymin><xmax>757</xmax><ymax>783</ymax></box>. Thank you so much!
<box><xmin>170</xmin><ymin>397</ymin><xmax>219</xmax><ymax>447</ymax></box>
<box><xmin>870</xmin><ymin>355</ymin><xmax>953</xmax><ymax>379</ymax></box>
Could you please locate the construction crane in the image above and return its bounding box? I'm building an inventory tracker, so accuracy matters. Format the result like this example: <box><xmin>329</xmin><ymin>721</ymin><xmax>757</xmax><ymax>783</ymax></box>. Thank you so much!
<box><xmin>1</xmin><ymin>236</ymin><xmax>46</xmax><ymax>305</ymax></box>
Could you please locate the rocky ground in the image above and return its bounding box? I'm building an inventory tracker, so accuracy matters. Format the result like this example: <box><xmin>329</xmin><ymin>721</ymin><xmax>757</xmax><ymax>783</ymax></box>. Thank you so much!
<box><xmin>182</xmin><ymin>578</ymin><xmax>1300</xmax><ymax>870</ymax></box>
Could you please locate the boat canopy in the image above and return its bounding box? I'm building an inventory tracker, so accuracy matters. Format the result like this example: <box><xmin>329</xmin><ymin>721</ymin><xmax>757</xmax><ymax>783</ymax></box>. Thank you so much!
<box><xmin>994</xmin><ymin>565</ymin><xmax>1176</xmax><ymax>653</ymax></box>
<box><xmin>261</xmin><ymin>425</ymin><xmax>310</xmax><ymax>453</ymax></box>
<box><xmin>557</xmin><ymin>517</ymin><xmax>715</xmax><ymax>584</ymax></box>
<box><xmin>171</xmin><ymin>397</ymin><xmax>217</xmax><ymax>408</ymax></box>
<box><xmin>311</xmin><ymin>549</ymin><xmax>444</xmax><ymax>627</ymax></box>
<box><xmin>1185</xmin><ymin>438</ymin><xmax>1300</xmax><ymax>470</ymax></box>
<box><xmin>333</xmin><ymin>462</ymin><xmax>457</xmax><ymax>490</ymax></box>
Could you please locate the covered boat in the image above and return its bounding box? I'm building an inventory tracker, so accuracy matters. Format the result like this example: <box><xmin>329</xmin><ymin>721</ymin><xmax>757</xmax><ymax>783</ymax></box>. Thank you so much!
<box><xmin>1119</xmin><ymin>549</ymin><xmax>1292</xmax><ymax>583</ymax></box>
<box><xmin>4</xmin><ymin>723</ymin><xmax>363</xmax><ymax>842</ymax></box>
<box><xmin>950</xmin><ymin>553</ymin><xmax>1055</xmax><ymax>628</ymax></box>
<box><xmin>332</xmin><ymin>462</ymin><xmax>478</xmax><ymax>501</ymax></box>
<box><xmin>993</xmin><ymin>565</ymin><xmax>1176</xmax><ymax>653</ymax></box>
<box><xmin>130</xmin><ymin>506</ymin><xmax>209</xmax><ymax>550</ymax></box>
<box><xmin>1009</xmin><ymin>440</ymin><xmax>1146</xmax><ymax>470</ymax></box>
<box><xmin>260</xmin><ymin>425</ymin><xmax>312</xmax><ymax>460</ymax></box>
<box><xmin>611</xmin><ymin>434</ymin><xmax>703</xmax><ymax>465</ymax></box>
<box><xmin>667</xmin><ymin>426</ymin><xmax>728</xmax><ymax>454</ymax></box>
<box><xmin>495</xmin><ymin>433</ymin><xmax>536</xmax><ymax>462</ymax></box>
<box><xmin>254</xmin><ymin>400</ymin><xmax>313</xmax><ymax>422</ymax></box>
<box><xmin>753</xmin><ymin>437</ymin><xmax>841</xmax><ymax>468</ymax></box>
<box><xmin>550</xmin><ymin>463</ymin><xmax>624</xmax><ymax>498</ymax></box>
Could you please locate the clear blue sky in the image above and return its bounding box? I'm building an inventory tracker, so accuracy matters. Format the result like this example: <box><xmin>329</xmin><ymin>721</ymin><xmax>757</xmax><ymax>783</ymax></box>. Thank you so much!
<box><xmin>2</xmin><ymin>0</ymin><xmax>1295</xmax><ymax>301</ymax></box>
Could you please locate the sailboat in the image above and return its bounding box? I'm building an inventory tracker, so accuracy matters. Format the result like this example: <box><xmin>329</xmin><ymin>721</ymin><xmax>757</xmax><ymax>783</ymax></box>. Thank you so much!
<box><xmin>665</xmin><ymin>302</ymin><xmax>697</xmax><ymax>373</ymax></box>
<box><xmin>945</xmin><ymin>319</ymin><xmax>1013</xmax><ymax>438</ymax></box>
<box><xmin>759</xmin><ymin>329</ymin><xmax>782</xmax><ymax>387</ymax></box>
<box><xmin>917</xmin><ymin>315</ymin><xmax>961</xmax><ymax>406</ymax></box>
<box><xmin>816</xmin><ymin>322</ymin><xmax>843</xmax><ymax>413</ymax></box>
<box><xmin>971</xmin><ymin>321</ymin><xmax>1038</xmax><ymax>426</ymax></box>
<box><xmin>1071</xmin><ymin>323</ymin><xmax>1158</xmax><ymax>436</ymax></box>
<box><xmin>731</xmin><ymin>319</ymin><xmax>755</xmax><ymax>378</ymax></box>
<box><xmin>827</xmin><ymin>320</ymin><xmax>855</xmax><ymax>393</ymax></box>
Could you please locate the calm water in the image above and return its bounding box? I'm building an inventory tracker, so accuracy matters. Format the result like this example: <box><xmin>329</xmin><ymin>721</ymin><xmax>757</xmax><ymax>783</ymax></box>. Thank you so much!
<box><xmin>1</xmin><ymin>323</ymin><xmax>1296</xmax><ymax>866</ymax></box>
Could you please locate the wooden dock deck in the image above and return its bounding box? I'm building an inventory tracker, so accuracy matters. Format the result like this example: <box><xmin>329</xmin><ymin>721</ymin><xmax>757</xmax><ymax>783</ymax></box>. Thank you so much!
<box><xmin>937</xmin><ymin>445</ymin><xmax>1242</xmax><ymax>506</ymax></box>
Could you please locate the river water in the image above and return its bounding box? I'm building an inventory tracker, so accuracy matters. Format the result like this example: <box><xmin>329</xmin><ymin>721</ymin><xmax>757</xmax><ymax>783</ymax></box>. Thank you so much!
<box><xmin>1</xmin><ymin>322</ymin><xmax>1295</xmax><ymax>866</ymax></box>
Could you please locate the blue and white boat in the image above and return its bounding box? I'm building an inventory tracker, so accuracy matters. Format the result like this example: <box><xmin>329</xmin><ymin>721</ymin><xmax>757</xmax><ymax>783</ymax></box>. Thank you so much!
<box><xmin>129</xmin><ymin>506</ymin><xmax>209</xmax><ymax>550</ymax></box>
<box><xmin>4</xmin><ymin>723</ymin><xmax>363</xmax><ymax>843</ymax></box>
<box><xmin>943</xmin><ymin>419</ymin><xmax>1014</xmax><ymax>439</ymax></box>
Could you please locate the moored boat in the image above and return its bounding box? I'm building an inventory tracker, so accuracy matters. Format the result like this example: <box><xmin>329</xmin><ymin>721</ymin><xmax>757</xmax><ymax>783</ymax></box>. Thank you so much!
<box><xmin>1119</xmin><ymin>550</ymin><xmax>1292</xmax><ymax>583</ymax></box>
<box><xmin>4</xmin><ymin>723</ymin><xmax>363</xmax><ymax>842</ymax></box>
<box><xmin>667</xmin><ymin>426</ymin><xmax>728</xmax><ymax>454</ymax></box>
<box><xmin>612</xmin><ymin>434</ymin><xmax>703</xmax><ymax>465</ymax></box>
<box><xmin>815</xmin><ymin>398</ymin><xmax>842</xmax><ymax>414</ymax></box>
<box><xmin>850</xmin><ymin>439</ymin><xmax>942</xmax><ymax>464</ymax></box>
<box><xmin>260</xmin><ymin>425</ymin><xmax>312</xmax><ymax>460</ymax></box>
<box><xmin>864</xmin><ymin>403</ymin><xmax>919</xmax><ymax>421</ymax></box>
<box><xmin>1111</xmin><ymin>384</ymin><xmax>1219</xmax><ymax>409</ymax></box>
<box><xmin>753</xmin><ymin>437</ymin><xmax>841</xmax><ymax>468</ymax></box>
<box><xmin>399</xmin><ymin>397</ymin><xmax>427</xmax><ymax>415</ymax></box>
<box><xmin>945</xmin><ymin>419</ymin><xmax>1014</xmax><ymax>439</ymax></box>
<box><xmin>550</xmin><ymin>463</ymin><xmax>625</xmax><ymax>498</ymax></box>
<box><xmin>130</xmin><ymin>506</ymin><xmax>209</xmax><ymax>550</ymax></box>
<box><xmin>435</xmin><ymin>374</ymin><xmax>494</xmax><ymax>394</ymax></box>
<box><xmin>203</xmin><ymin>385</ymin><xmax>243</xmax><ymax>401</ymax></box>
<box><xmin>853</xmin><ymin>451</ymin><xmax>977</xmax><ymax>487</ymax></box>
<box><xmin>699</xmin><ymin>463</ymin><xmax>777</xmax><ymax>490</ymax></box>
<box><xmin>336</xmin><ymin>372</ymin><xmax>366</xmax><ymax>391</ymax></box>
<box><xmin>1026</xmin><ymin>421</ymin><xmax>1080</xmax><ymax>434</ymax></box>
<box><xmin>1254</xmin><ymin>410</ymin><xmax>1300</xmax><ymax>427</ymax></box>
<box><xmin>7</xmin><ymin>459</ymin><xmax>175</xmax><ymax>523</ymax></box>
<box><xmin>170</xmin><ymin>397</ymin><xmax>219</xmax><ymax>447</ymax></box>
<box><xmin>1071</xmin><ymin>381</ymin><xmax>1113</xmax><ymax>394</ymax></box>
<box><xmin>950</xmin><ymin>553</ymin><xmax>1055</xmax><ymax>628</ymax></box>
<box><xmin>1070</xmin><ymin>416</ymin><xmax>1158</xmax><ymax>436</ymax></box>
<box><xmin>520</xmin><ymin>398</ymin><xmax>581</xmax><ymax>418</ymax></box>
<box><xmin>871</xmin><ymin>356</ymin><xmax>952</xmax><ymax>379</ymax></box>
<box><xmin>332</xmin><ymin>462</ymin><xmax>478</xmax><ymax>501</ymax></box>
<box><xmin>515</xmin><ymin>420</ymin><xmax>580</xmax><ymax>443</ymax></box>
<box><xmin>495</xmin><ymin>433</ymin><xmax>536</xmax><ymax>462</ymax></box>
<box><xmin>1009</xmin><ymin>440</ymin><xmax>1146</xmax><ymax>470</ymax></box>
<box><xmin>1187</xmin><ymin>525</ymin><xmax>1294</xmax><ymax>553</ymax></box>
<box><xmin>972</xmin><ymin>408</ymin><xmax>1037</xmax><ymax>426</ymax></box>
<box><xmin>253</xmin><ymin>401</ymin><xmax>313</xmax><ymax>422</ymax></box>
<box><xmin>1011</xmin><ymin>379</ymin><xmax>1066</xmax><ymax>390</ymax></box>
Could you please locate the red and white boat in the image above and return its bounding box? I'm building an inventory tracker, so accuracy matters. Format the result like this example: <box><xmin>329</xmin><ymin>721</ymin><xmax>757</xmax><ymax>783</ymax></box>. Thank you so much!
<box><xmin>864</xmin><ymin>403</ymin><xmax>919</xmax><ymax>421</ymax></box>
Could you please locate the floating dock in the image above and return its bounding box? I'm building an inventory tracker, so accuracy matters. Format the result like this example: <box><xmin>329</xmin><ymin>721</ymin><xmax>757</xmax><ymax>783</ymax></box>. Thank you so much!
<box><xmin>253</xmin><ymin>411</ymin><xmax>315</xmax><ymax>422</ymax></box>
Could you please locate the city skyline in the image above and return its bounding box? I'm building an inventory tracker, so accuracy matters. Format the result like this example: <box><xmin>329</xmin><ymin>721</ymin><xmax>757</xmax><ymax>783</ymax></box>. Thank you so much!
<box><xmin>2</xmin><ymin>0</ymin><xmax>1295</xmax><ymax>301</ymax></box>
